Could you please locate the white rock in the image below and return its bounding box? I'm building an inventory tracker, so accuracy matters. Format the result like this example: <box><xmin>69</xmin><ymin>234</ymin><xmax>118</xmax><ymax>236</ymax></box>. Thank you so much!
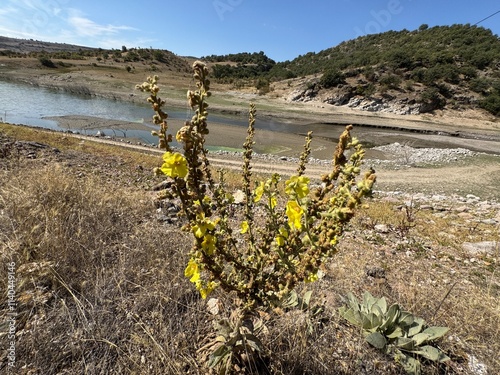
<box><xmin>462</xmin><ymin>241</ymin><xmax>498</xmax><ymax>255</ymax></box>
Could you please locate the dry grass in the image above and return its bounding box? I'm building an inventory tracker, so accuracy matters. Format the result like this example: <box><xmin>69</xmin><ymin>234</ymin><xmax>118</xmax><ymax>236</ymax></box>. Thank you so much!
<box><xmin>1</xmin><ymin>127</ymin><xmax>499</xmax><ymax>374</ymax></box>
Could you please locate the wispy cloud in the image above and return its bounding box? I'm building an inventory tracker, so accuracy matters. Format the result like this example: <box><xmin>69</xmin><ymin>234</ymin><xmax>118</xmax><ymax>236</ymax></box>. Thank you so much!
<box><xmin>0</xmin><ymin>3</ymin><xmax>141</xmax><ymax>48</ymax></box>
<box><xmin>68</xmin><ymin>13</ymin><xmax>138</xmax><ymax>38</ymax></box>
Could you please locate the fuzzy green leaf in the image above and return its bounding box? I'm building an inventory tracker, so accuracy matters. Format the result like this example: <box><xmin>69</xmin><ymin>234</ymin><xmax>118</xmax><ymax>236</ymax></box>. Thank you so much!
<box><xmin>408</xmin><ymin>317</ymin><xmax>425</xmax><ymax>337</ymax></box>
<box><xmin>209</xmin><ymin>344</ymin><xmax>231</xmax><ymax>368</ymax></box>
<box><xmin>339</xmin><ymin>307</ymin><xmax>363</xmax><ymax>326</ymax></box>
<box><xmin>399</xmin><ymin>311</ymin><xmax>415</xmax><ymax>327</ymax></box>
<box><xmin>301</xmin><ymin>290</ymin><xmax>313</xmax><ymax>309</ymax></box>
<box><xmin>362</xmin><ymin>312</ymin><xmax>382</xmax><ymax>330</ymax></box>
<box><xmin>366</xmin><ymin>332</ymin><xmax>387</xmax><ymax>349</ymax></box>
<box><xmin>411</xmin><ymin>332</ymin><xmax>431</xmax><ymax>346</ymax></box>
<box><xmin>380</xmin><ymin>304</ymin><xmax>400</xmax><ymax>332</ymax></box>
<box><xmin>395</xmin><ymin>349</ymin><xmax>421</xmax><ymax>375</ymax></box>
<box><xmin>374</xmin><ymin>296</ymin><xmax>388</xmax><ymax>314</ymax></box>
<box><xmin>422</xmin><ymin>326</ymin><xmax>449</xmax><ymax>341</ymax></box>
<box><xmin>371</xmin><ymin>304</ymin><xmax>384</xmax><ymax>318</ymax></box>
<box><xmin>412</xmin><ymin>345</ymin><xmax>450</xmax><ymax>362</ymax></box>
<box><xmin>362</xmin><ymin>291</ymin><xmax>377</xmax><ymax>313</ymax></box>
<box><xmin>346</xmin><ymin>292</ymin><xmax>360</xmax><ymax>312</ymax></box>
<box><xmin>386</xmin><ymin>325</ymin><xmax>404</xmax><ymax>339</ymax></box>
<box><xmin>395</xmin><ymin>337</ymin><xmax>416</xmax><ymax>351</ymax></box>
<box><xmin>281</xmin><ymin>290</ymin><xmax>299</xmax><ymax>309</ymax></box>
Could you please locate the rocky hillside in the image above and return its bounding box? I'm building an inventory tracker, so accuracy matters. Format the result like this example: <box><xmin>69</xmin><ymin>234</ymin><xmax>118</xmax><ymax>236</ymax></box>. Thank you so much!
<box><xmin>204</xmin><ymin>25</ymin><xmax>500</xmax><ymax>117</ymax></box>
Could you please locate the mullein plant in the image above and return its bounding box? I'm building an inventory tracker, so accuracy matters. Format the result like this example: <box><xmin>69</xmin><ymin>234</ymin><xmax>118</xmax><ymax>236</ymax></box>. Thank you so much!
<box><xmin>137</xmin><ymin>61</ymin><xmax>376</xmax><ymax>372</ymax></box>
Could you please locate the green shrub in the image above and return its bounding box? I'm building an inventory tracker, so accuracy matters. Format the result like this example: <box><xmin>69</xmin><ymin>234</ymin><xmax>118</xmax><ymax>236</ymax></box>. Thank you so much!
<box><xmin>379</xmin><ymin>74</ymin><xmax>402</xmax><ymax>89</ymax></box>
<box><xmin>320</xmin><ymin>68</ymin><xmax>345</xmax><ymax>88</ymax></box>
<box><xmin>479</xmin><ymin>93</ymin><xmax>500</xmax><ymax>116</ymax></box>
<box><xmin>38</xmin><ymin>56</ymin><xmax>56</xmax><ymax>68</ymax></box>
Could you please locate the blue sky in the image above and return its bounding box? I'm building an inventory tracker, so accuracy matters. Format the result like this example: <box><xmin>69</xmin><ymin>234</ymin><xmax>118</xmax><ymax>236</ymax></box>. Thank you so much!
<box><xmin>1</xmin><ymin>0</ymin><xmax>499</xmax><ymax>62</ymax></box>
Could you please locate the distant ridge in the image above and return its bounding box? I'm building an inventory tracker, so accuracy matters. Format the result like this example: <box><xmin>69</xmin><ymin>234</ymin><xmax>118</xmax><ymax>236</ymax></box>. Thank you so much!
<box><xmin>0</xmin><ymin>36</ymin><xmax>96</xmax><ymax>54</ymax></box>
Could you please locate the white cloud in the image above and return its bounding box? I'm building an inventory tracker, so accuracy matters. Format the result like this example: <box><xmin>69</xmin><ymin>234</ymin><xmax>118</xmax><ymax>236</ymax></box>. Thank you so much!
<box><xmin>68</xmin><ymin>16</ymin><xmax>136</xmax><ymax>37</ymax></box>
<box><xmin>0</xmin><ymin>4</ymin><xmax>144</xmax><ymax>49</ymax></box>
<box><xmin>67</xmin><ymin>9</ymin><xmax>137</xmax><ymax>38</ymax></box>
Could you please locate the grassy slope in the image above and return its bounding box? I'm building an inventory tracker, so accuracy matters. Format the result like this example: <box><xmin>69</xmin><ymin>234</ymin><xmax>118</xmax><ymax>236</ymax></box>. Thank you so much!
<box><xmin>1</xmin><ymin>123</ymin><xmax>499</xmax><ymax>374</ymax></box>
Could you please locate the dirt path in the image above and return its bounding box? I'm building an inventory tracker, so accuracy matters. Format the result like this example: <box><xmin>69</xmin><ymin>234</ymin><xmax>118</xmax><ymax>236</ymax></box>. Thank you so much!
<box><xmin>69</xmin><ymin>131</ymin><xmax>500</xmax><ymax>201</ymax></box>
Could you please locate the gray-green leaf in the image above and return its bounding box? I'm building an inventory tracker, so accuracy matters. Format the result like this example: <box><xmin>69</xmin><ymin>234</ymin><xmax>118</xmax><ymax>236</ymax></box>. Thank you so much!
<box><xmin>366</xmin><ymin>332</ymin><xmax>387</xmax><ymax>349</ymax></box>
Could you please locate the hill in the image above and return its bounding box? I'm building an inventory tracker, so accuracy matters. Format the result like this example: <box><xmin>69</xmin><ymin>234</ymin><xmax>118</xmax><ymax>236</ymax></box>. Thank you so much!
<box><xmin>203</xmin><ymin>24</ymin><xmax>500</xmax><ymax>116</ymax></box>
<box><xmin>1</xmin><ymin>25</ymin><xmax>499</xmax><ymax>119</ymax></box>
<box><xmin>0</xmin><ymin>35</ymin><xmax>96</xmax><ymax>54</ymax></box>
<box><xmin>0</xmin><ymin>36</ymin><xmax>190</xmax><ymax>73</ymax></box>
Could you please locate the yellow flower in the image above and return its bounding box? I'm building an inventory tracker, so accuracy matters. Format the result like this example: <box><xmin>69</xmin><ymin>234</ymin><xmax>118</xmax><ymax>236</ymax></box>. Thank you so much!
<box><xmin>275</xmin><ymin>227</ymin><xmax>288</xmax><ymax>247</ymax></box>
<box><xmin>192</xmin><ymin>213</ymin><xmax>217</xmax><ymax>238</ymax></box>
<box><xmin>201</xmin><ymin>234</ymin><xmax>217</xmax><ymax>255</ymax></box>
<box><xmin>196</xmin><ymin>280</ymin><xmax>217</xmax><ymax>299</ymax></box>
<box><xmin>253</xmin><ymin>181</ymin><xmax>265</xmax><ymax>202</ymax></box>
<box><xmin>240</xmin><ymin>221</ymin><xmax>249</xmax><ymax>234</ymax></box>
<box><xmin>160</xmin><ymin>152</ymin><xmax>188</xmax><ymax>178</ymax></box>
<box><xmin>184</xmin><ymin>259</ymin><xmax>200</xmax><ymax>282</ymax></box>
<box><xmin>286</xmin><ymin>201</ymin><xmax>304</xmax><ymax>230</ymax></box>
<box><xmin>270</xmin><ymin>196</ymin><xmax>277</xmax><ymax>209</ymax></box>
<box><xmin>285</xmin><ymin>176</ymin><xmax>310</xmax><ymax>199</ymax></box>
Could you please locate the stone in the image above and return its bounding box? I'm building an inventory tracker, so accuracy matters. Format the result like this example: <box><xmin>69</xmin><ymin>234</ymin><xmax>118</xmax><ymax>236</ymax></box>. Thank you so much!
<box><xmin>457</xmin><ymin>212</ymin><xmax>474</xmax><ymax>220</ymax></box>
<box><xmin>232</xmin><ymin>189</ymin><xmax>246</xmax><ymax>205</ymax></box>
<box><xmin>481</xmin><ymin>218</ymin><xmax>498</xmax><ymax>225</ymax></box>
<box><xmin>365</xmin><ymin>266</ymin><xmax>386</xmax><ymax>278</ymax></box>
<box><xmin>462</xmin><ymin>241</ymin><xmax>498</xmax><ymax>256</ymax></box>
<box><xmin>374</xmin><ymin>224</ymin><xmax>390</xmax><ymax>233</ymax></box>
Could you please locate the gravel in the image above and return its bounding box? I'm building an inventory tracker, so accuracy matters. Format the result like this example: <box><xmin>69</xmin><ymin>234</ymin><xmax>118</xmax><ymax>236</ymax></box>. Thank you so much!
<box><xmin>370</xmin><ymin>142</ymin><xmax>478</xmax><ymax>167</ymax></box>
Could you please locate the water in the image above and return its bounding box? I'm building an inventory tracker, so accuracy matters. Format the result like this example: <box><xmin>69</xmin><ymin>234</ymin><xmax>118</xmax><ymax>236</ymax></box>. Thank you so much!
<box><xmin>0</xmin><ymin>80</ymin><xmax>257</xmax><ymax>144</ymax></box>
<box><xmin>3</xmin><ymin>80</ymin><xmax>490</xmax><ymax>155</ymax></box>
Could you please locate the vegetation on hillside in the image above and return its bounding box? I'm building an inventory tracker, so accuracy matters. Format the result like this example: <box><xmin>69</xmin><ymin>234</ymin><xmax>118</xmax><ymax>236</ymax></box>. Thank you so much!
<box><xmin>204</xmin><ymin>25</ymin><xmax>500</xmax><ymax>115</ymax></box>
<box><xmin>0</xmin><ymin>44</ymin><xmax>191</xmax><ymax>73</ymax></box>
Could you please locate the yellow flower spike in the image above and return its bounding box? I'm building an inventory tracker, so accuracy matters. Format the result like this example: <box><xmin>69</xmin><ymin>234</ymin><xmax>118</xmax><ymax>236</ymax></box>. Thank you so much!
<box><xmin>253</xmin><ymin>181</ymin><xmax>265</xmax><ymax>202</ymax></box>
<box><xmin>286</xmin><ymin>201</ymin><xmax>304</xmax><ymax>230</ymax></box>
<box><xmin>184</xmin><ymin>259</ymin><xmax>200</xmax><ymax>283</ymax></box>
<box><xmin>194</xmin><ymin>222</ymin><xmax>214</xmax><ymax>238</ymax></box>
<box><xmin>275</xmin><ymin>235</ymin><xmax>285</xmax><ymax>247</ymax></box>
<box><xmin>192</xmin><ymin>213</ymin><xmax>217</xmax><ymax>238</ymax></box>
<box><xmin>160</xmin><ymin>152</ymin><xmax>188</xmax><ymax>178</ymax></box>
<box><xmin>285</xmin><ymin>176</ymin><xmax>310</xmax><ymax>199</ymax></box>
<box><xmin>240</xmin><ymin>221</ymin><xmax>249</xmax><ymax>234</ymax></box>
